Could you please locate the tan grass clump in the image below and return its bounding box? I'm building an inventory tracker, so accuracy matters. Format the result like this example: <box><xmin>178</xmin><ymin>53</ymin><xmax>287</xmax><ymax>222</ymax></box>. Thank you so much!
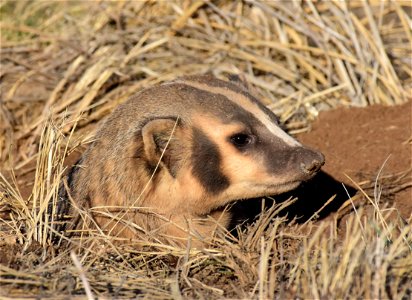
<box><xmin>1</xmin><ymin>1</ymin><xmax>411</xmax><ymax>298</ymax></box>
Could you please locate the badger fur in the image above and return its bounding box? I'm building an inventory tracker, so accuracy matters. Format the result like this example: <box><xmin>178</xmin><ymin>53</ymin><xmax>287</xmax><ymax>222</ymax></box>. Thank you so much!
<box><xmin>56</xmin><ymin>74</ymin><xmax>324</xmax><ymax>247</ymax></box>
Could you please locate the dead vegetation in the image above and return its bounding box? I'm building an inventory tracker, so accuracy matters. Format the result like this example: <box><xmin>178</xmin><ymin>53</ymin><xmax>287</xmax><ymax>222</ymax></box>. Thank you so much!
<box><xmin>0</xmin><ymin>1</ymin><xmax>411</xmax><ymax>298</ymax></box>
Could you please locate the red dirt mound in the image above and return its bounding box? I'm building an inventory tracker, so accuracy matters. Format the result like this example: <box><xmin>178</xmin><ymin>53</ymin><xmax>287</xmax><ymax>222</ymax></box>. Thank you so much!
<box><xmin>297</xmin><ymin>101</ymin><xmax>412</xmax><ymax>219</ymax></box>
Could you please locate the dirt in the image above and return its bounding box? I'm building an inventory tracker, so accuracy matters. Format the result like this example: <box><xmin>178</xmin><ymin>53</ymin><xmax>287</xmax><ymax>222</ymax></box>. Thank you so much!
<box><xmin>297</xmin><ymin>101</ymin><xmax>412</xmax><ymax>219</ymax></box>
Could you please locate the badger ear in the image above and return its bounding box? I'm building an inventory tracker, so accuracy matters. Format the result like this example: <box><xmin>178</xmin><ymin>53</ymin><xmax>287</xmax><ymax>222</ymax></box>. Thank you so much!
<box><xmin>141</xmin><ymin>118</ymin><xmax>184</xmax><ymax>177</ymax></box>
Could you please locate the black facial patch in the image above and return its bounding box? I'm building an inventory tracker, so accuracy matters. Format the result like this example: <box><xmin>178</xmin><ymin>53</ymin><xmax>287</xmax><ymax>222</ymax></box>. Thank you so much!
<box><xmin>254</xmin><ymin>132</ymin><xmax>308</xmax><ymax>179</ymax></box>
<box><xmin>191</xmin><ymin>127</ymin><xmax>230</xmax><ymax>194</ymax></box>
<box><xmin>259</xmin><ymin>141</ymin><xmax>292</xmax><ymax>174</ymax></box>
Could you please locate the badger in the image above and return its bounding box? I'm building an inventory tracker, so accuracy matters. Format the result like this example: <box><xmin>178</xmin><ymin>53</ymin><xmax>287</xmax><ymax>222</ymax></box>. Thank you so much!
<box><xmin>56</xmin><ymin>74</ymin><xmax>324</xmax><ymax>247</ymax></box>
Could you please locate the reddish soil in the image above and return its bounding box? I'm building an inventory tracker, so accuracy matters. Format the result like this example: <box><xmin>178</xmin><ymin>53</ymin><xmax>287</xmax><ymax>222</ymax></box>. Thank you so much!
<box><xmin>297</xmin><ymin>101</ymin><xmax>412</xmax><ymax>219</ymax></box>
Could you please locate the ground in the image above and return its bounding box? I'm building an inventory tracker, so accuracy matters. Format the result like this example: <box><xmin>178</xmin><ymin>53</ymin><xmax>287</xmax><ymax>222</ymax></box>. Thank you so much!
<box><xmin>299</xmin><ymin>101</ymin><xmax>411</xmax><ymax>220</ymax></box>
<box><xmin>1</xmin><ymin>1</ymin><xmax>411</xmax><ymax>298</ymax></box>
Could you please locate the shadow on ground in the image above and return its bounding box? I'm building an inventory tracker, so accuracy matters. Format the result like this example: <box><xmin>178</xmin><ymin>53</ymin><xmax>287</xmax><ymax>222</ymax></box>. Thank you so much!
<box><xmin>229</xmin><ymin>170</ymin><xmax>358</xmax><ymax>230</ymax></box>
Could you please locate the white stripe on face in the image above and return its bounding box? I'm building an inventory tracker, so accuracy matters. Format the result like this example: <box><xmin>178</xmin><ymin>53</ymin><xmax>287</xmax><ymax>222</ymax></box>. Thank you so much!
<box><xmin>172</xmin><ymin>80</ymin><xmax>302</xmax><ymax>147</ymax></box>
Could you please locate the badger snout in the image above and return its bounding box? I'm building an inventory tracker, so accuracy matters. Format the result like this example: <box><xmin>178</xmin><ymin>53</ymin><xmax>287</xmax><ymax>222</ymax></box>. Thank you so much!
<box><xmin>295</xmin><ymin>147</ymin><xmax>325</xmax><ymax>179</ymax></box>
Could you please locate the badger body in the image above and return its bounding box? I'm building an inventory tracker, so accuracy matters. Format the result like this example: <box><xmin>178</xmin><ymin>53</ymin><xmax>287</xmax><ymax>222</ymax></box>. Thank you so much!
<box><xmin>60</xmin><ymin>74</ymin><xmax>324</xmax><ymax>246</ymax></box>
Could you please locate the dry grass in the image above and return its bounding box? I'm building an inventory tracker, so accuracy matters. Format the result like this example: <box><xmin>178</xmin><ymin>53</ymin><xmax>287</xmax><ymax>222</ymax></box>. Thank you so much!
<box><xmin>1</xmin><ymin>1</ymin><xmax>411</xmax><ymax>298</ymax></box>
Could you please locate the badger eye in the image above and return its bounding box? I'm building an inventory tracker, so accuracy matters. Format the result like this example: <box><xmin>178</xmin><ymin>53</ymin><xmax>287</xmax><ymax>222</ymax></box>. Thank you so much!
<box><xmin>230</xmin><ymin>133</ymin><xmax>253</xmax><ymax>148</ymax></box>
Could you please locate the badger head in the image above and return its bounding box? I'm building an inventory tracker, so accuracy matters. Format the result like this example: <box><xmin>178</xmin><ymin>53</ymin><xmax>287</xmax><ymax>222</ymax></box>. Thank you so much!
<box><xmin>138</xmin><ymin>75</ymin><xmax>324</xmax><ymax>216</ymax></box>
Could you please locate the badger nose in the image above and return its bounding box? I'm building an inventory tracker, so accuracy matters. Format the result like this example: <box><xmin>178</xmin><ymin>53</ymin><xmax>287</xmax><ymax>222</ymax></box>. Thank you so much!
<box><xmin>299</xmin><ymin>150</ymin><xmax>325</xmax><ymax>176</ymax></box>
